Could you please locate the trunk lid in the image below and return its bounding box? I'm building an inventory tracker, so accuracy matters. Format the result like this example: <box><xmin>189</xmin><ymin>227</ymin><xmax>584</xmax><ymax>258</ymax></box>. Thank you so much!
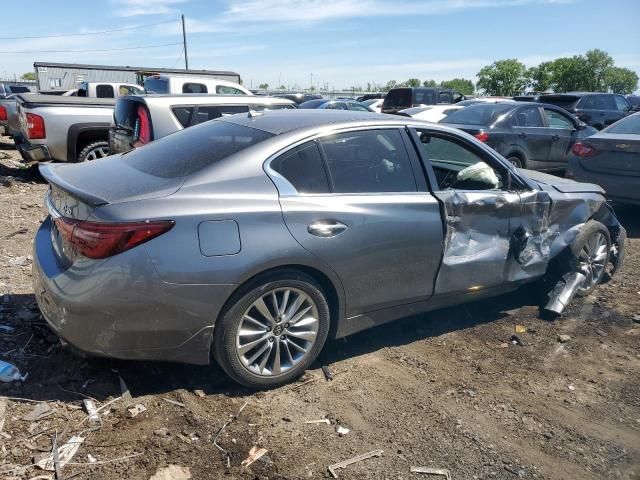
<box><xmin>578</xmin><ymin>133</ymin><xmax>640</xmax><ymax>176</ymax></box>
<box><xmin>521</xmin><ymin>168</ymin><xmax>604</xmax><ymax>194</ymax></box>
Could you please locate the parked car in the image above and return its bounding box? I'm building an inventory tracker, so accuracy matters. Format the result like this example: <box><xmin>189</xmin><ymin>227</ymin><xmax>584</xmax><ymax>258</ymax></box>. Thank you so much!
<box><xmin>109</xmin><ymin>94</ymin><xmax>296</xmax><ymax>154</ymax></box>
<box><xmin>356</xmin><ymin>93</ymin><xmax>385</xmax><ymax>102</ymax></box>
<box><xmin>15</xmin><ymin>93</ymin><xmax>115</xmax><ymax>163</ymax></box>
<box><xmin>0</xmin><ymin>83</ymin><xmax>32</xmax><ymax>97</ymax></box>
<box><xmin>0</xmin><ymin>84</ymin><xmax>33</xmax><ymax>137</ymax></box>
<box><xmin>274</xmin><ymin>93</ymin><xmax>323</xmax><ymax>105</ymax></box>
<box><xmin>457</xmin><ymin>98</ymin><xmax>515</xmax><ymax>106</ymax></box>
<box><xmin>566</xmin><ymin>112</ymin><xmax>640</xmax><ymax>205</ymax></box>
<box><xmin>398</xmin><ymin>105</ymin><xmax>464</xmax><ymax>123</ymax></box>
<box><xmin>143</xmin><ymin>75</ymin><xmax>252</xmax><ymax>95</ymax></box>
<box><xmin>626</xmin><ymin>95</ymin><xmax>640</xmax><ymax>111</ymax></box>
<box><xmin>531</xmin><ymin>93</ymin><xmax>632</xmax><ymax>130</ymax></box>
<box><xmin>64</xmin><ymin>82</ymin><xmax>144</xmax><ymax>98</ymax></box>
<box><xmin>362</xmin><ymin>98</ymin><xmax>383</xmax><ymax>113</ymax></box>
<box><xmin>33</xmin><ymin>110</ymin><xmax>625</xmax><ymax>388</ymax></box>
<box><xmin>440</xmin><ymin>102</ymin><xmax>597</xmax><ymax>170</ymax></box>
<box><xmin>298</xmin><ymin>100</ymin><xmax>373</xmax><ymax>111</ymax></box>
<box><xmin>381</xmin><ymin>87</ymin><xmax>465</xmax><ymax>114</ymax></box>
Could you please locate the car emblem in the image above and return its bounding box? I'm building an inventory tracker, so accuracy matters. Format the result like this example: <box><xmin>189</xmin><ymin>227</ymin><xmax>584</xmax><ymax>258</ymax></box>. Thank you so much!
<box><xmin>62</xmin><ymin>204</ymin><xmax>73</xmax><ymax>216</ymax></box>
<box><xmin>615</xmin><ymin>143</ymin><xmax>630</xmax><ymax>149</ymax></box>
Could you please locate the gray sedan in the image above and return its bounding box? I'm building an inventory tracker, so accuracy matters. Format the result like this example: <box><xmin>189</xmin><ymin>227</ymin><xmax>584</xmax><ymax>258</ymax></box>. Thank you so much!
<box><xmin>33</xmin><ymin>110</ymin><xmax>626</xmax><ymax>388</ymax></box>
<box><xmin>567</xmin><ymin>112</ymin><xmax>640</xmax><ymax>205</ymax></box>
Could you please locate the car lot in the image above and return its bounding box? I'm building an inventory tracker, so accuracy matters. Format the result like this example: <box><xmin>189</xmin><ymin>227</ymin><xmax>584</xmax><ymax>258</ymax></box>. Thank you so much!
<box><xmin>1</xmin><ymin>136</ymin><xmax>638</xmax><ymax>479</ymax></box>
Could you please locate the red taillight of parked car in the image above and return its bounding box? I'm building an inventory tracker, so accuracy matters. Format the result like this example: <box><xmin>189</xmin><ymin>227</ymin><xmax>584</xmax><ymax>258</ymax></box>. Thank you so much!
<box><xmin>474</xmin><ymin>132</ymin><xmax>489</xmax><ymax>143</ymax></box>
<box><xmin>54</xmin><ymin>217</ymin><xmax>174</xmax><ymax>259</ymax></box>
<box><xmin>132</xmin><ymin>104</ymin><xmax>151</xmax><ymax>147</ymax></box>
<box><xmin>26</xmin><ymin>113</ymin><xmax>46</xmax><ymax>139</ymax></box>
<box><xmin>571</xmin><ymin>141</ymin><xmax>596</xmax><ymax>158</ymax></box>
<box><xmin>0</xmin><ymin>106</ymin><xmax>7</xmax><ymax>121</ymax></box>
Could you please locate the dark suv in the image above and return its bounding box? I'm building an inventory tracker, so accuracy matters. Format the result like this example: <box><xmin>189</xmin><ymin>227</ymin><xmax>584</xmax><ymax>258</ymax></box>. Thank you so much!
<box><xmin>533</xmin><ymin>93</ymin><xmax>632</xmax><ymax>130</ymax></box>
<box><xmin>381</xmin><ymin>87</ymin><xmax>465</xmax><ymax>114</ymax></box>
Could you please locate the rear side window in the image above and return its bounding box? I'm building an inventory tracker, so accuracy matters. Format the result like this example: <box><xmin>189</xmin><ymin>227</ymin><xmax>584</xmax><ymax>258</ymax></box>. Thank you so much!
<box><xmin>172</xmin><ymin>106</ymin><xmax>195</xmax><ymax>128</ymax></box>
<box><xmin>543</xmin><ymin>109</ymin><xmax>574</xmax><ymax>129</ymax></box>
<box><xmin>442</xmin><ymin>104</ymin><xmax>513</xmax><ymax>125</ymax></box>
<box><xmin>614</xmin><ymin>96</ymin><xmax>630</xmax><ymax>112</ymax></box>
<box><xmin>438</xmin><ymin>91</ymin><xmax>452</xmax><ymax>104</ymax></box>
<box><xmin>96</xmin><ymin>84</ymin><xmax>115</xmax><ymax>98</ymax></box>
<box><xmin>270</xmin><ymin>142</ymin><xmax>330</xmax><ymax>194</ymax></box>
<box><xmin>414</xmin><ymin>90</ymin><xmax>435</xmax><ymax>105</ymax></box>
<box><xmin>579</xmin><ymin>95</ymin><xmax>615</xmax><ymax>110</ymax></box>
<box><xmin>318</xmin><ymin>129</ymin><xmax>417</xmax><ymax>193</ymax></box>
<box><xmin>119</xmin><ymin>85</ymin><xmax>144</xmax><ymax>96</ymax></box>
<box><xmin>514</xmin><ymin>107</ymin><xmax>543</xmax><ymax>127</ymax></box>
<box><xmin>144</xmin><ymin>78</ymin><xmax>169</xmax><ymax>94</ymax></box>
<box><xmin>122</xmin><ymin>120</ymin><xmax>274</xmax><ymax>178</ymax></box>
<box><xmin>192</xmin><ymin>105</ymin><xmax>249</xmax><ymax>124</ymax></box>
<box><xmin>183</xmin><ymin>83</ymin><xmax>207</xmax><ymax>94</ymax></box>
<box><xmin>216</xmin><ymin>85</ymin><xmax>245</xmax><ymax>95</ymax></box>
<box><xmin>384</xmin><ymin>89</ymin><xmax>412</xmax><ymax>108</ymax></box>
<box><xmin>605</xmin><ymin>114</ymin><xmax>640</xmax><ymax>134</ymax></box>
<box><xmin>8</xmin><ymin>86</ymin><xmax>30</xmax><ymax>94</ymax></box>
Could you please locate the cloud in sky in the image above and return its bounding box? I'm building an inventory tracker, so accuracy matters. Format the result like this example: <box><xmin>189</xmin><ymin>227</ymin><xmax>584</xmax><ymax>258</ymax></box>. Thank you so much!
<box><xmin>111</xmin><ymin>0</ymin><xmax>187</xmax><ymax>17</ymax></box>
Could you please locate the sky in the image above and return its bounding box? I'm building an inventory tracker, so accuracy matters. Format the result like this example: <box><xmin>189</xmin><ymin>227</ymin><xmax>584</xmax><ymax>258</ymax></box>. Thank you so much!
<box><xmin>1</xmin><ymin>0</ymin><xmax>639</xmax><ymax>90</ymax></box>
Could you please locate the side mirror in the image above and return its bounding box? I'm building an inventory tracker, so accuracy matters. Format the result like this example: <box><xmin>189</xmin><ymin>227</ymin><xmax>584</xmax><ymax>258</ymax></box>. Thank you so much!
<box><xmin>577</xmin><ymin>121</ymin><xmax>587</xmax><ymax>131</ymax></box>
<box><xmin>419</xmin><ymin>132</ymin><xmax>431</xmax><ymax>144</ymax></box>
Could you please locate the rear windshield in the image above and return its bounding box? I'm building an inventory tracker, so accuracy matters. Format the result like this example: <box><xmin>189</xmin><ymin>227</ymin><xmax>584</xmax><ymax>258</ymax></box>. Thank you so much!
<box><xmin>441</xmin><ymin>104</ymin><xmax>514</xmax><ymax>125</ymax></box>
<box><xmin>299</xmin><ymin>99</ymin><xmax>327</xmax><ymax>109</ymax></box>
<box><xmin>384</xmin><ymin>89</ymin><xmax>412</xmax><ymax>108</ymax></box>
<box><xmin>144</xmin><ymin>78</ymin><xmax>169</xmax><ymax>94</ymax></box>
<box><xmin>539</xmin><ymin>96</ymin><xmax>580</xmax><ymax>109</ymax></box>
<box><xmin>604</xmin><ymin>115</ymin><xmax>640</xmax><ymax>135</ymax></box>
<box><xmin>122</xmin><ymin>120</ymin><xmax>274</xmax><ymax>178</ymax></box>
<box><xmin>8</xmin><ymin>86</ymin><xmax>30</xmax><ymax>94</ymax></box>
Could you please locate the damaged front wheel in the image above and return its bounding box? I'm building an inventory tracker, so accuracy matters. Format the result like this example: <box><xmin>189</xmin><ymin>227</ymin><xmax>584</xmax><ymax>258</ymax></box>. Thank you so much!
<box><xmin>574</xmin><ymin>221</ymin><xmax>611</xmax><ymax>296</ymax></box>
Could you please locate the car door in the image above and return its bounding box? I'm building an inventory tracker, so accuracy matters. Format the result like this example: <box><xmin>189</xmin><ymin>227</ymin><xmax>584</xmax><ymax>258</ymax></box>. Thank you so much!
<box><xmin>410</xmin><ymin>127</ymin><xmax>523</xmax><ymax>295</ymax></box>
<box><xmin>271</xmin><ymin>128</ymin><xmax>444</xmax><ymax>317</ymax></box>
<box><xmin>542</xmin><ymin>106</ymin><xmax>577</xmax><ymax>167</ymax></box>
<box><xmin>511</xmin><ymin>105</ymin><xmax>551</xmax><ymax>168</ymax></box>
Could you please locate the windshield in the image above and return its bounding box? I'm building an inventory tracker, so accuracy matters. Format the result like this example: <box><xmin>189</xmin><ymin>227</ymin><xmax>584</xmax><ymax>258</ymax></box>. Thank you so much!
<box><xmin>604</xmin><ymin>114</ymin><xmax>640</xmax><ymax>135</ymax></box>
<box><xmin>122</xmin><ymin>119</ymin><xmax>274</xmax><ymax>178</ymax></box>
<box><xmin>441</xmin><ymin>104</ymin><xmax>514</xmax><ymax>125</ymax></box>
<box><xmin>143</xmin><ymin>77</ymin><xmax>169</xmax><ymax>94</ymax></box>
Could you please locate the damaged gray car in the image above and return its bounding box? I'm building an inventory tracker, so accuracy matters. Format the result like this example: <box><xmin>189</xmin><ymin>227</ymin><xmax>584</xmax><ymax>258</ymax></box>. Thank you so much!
<box><xmin>32</xmin><ymin>110</ymin><xmax>626</xmax><ymax>388</ymax></box>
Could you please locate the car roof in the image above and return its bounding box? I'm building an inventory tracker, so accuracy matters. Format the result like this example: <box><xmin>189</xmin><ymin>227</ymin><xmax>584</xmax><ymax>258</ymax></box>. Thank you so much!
<box><xmin>129</xmin><ymin>94</ymin><xmax>295</xmax><ymax>106</ymax></box>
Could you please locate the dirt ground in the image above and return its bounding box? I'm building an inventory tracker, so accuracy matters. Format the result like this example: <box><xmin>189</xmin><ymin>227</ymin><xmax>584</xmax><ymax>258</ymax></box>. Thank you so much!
<box><xmin>0</xmin><ymin>134</ymin><xmax>639</xmax><ymax>480</ymax></box>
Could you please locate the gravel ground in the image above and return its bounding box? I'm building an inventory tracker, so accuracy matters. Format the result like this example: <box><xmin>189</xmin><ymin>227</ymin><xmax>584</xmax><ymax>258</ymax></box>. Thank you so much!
<box><xmin>1</xmin><ymin>135</ymin><xmax>639</xmax><ymax>480</ymax></box>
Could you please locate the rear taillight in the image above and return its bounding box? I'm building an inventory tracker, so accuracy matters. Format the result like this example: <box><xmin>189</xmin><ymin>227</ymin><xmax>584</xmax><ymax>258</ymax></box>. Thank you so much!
<box><xmin>0</xmin><ymin>106</ymin><xmax>7</xmax><ymax>121</ymax></box>
<box><xmin>474</xmin><ymin>132</ymin><xmax>489</xmax><ymax>142</ymax></box>
<box><xmin>26</xmin><ymin>113</ymin><xmax>46</xmax><ymax>139</ymax></box>
<box><xmin>132</xmin><ymin>105</ymin><xmax>151</xmax><ymax>147</ymax></box>
<box><xmin>54</xmin><ymin>217</ymin><xmax>174</xmax><ymax>259</ymax></box>
<box><xmin>571</xmin><ymin>141</ymin><xmax>596</xmax><ymax>158</ymax></box>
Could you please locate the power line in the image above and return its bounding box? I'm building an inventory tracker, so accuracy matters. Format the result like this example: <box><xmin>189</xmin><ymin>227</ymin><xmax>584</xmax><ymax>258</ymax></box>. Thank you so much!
<box><xmin>0</xmin><ymin>42</ymin><xmax>183</xmax><ymax>54</ymax></box>
<box><xmin>0</xmin><ymin>19</ymin><xmax>178</xmax><ymax>40</ymax></box>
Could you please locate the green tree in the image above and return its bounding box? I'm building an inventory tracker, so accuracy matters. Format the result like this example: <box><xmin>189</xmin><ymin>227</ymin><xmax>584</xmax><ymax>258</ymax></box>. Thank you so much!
<box><xmin>527</xmin><ymin>61</ymin><xmax>553</xmax><ymax>92</ymax></box>
<box><xmin>423</xmin><ymin>79</ymin><xmax>437</xmax><ymax>87</ymax></box>
<box><xmin>548</xmin><ymin>56</ymin><xmax>588</xmax><ymax>92</ymax></box>
<box><xmin>258</xmin><ymin>83</ymin><xmax>269</xmax><ymax>90</ymax></box>
<box><xmin>279</xmin><ymin>85</ymin><xmax>286</xmax><ymax>90</ymax></box>
<box><xmin>476</xmin><ymin>59</ymin><xmax>528</xmax><ymax>96</ymax></box>
<box><xmin>383</xmin><ymin>80</ymin><xmax>398</xmax><ymax>91</ymax></box>
<box><xmin>583</xmin><ymin>49</ymin><xmax>614</xmax><ymax>92</ymax></box>
<box><xmin>440</xmin><ymin>78</ymin><xmax>475</xmax><ymax>95</ymax></box>
<box><xmin>605</xmin><ymin>67</ymin><xmax>639</xmax><ymax>94</ymax></box>
<box><xmin>405</xmin><ymin>78</ymin><xmax>421</xmax><ymax>87</ymax></box>
<box><xmin>21</xmin><ymin>72</ymin><xmax>35</xmax><ymax>81</ymax></box>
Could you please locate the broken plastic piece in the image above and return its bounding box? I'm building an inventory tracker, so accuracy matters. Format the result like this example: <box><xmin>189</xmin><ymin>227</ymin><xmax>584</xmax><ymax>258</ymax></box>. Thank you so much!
<box><xmin>0</xmin><ymin>360</ymin><xmax>27</xmax><ymax>382</ymax></box>
<box><xmin>328</xmin><ymin>449</ymin><xmax>384</xmax><ymax>478</ymax></box>
<box><xmin>83</xmin><ymin>399</ymin><xmax>100</xmax><ymax>427</ymax></box>
<box><xmin>241</xmin><ymin>446</ymin><xmax>268</xmax><ymax>468</ymax></box>
<box><xmin>127</xmin><ymin>404</ymin><xmax>146</xmax><ymax>418</ymax></box>
<box><xmin>544</xmin><ymin>271</ymin><xmax>587</xmax><ymax>316</ymax></box>
<box><xmin>34</xmin><ymin>435</ymin><xmax>84</xmax><ymax>471</ymax></box>
<box><xmin>410</xmin><ymin>466</ymin><xmax>452</xmax><ymax>479</ymax></box>
<box><xmin>305</xmin><ymin>418</ymin><xmax>331</xmax><ymax>425</ymax></box>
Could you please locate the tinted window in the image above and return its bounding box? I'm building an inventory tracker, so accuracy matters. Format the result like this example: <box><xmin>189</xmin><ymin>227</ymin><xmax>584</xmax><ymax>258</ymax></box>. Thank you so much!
<box><xmin>539</xmin><ymin>96</ymin><xmax>580</xmax><ymax>109</ymax></box>
<box><xmin>579</xmin><ymin>95</ymin><xmax>615</xmax><ymax>110</ymax></box>
<box><xmin>122</xmin><ymin>120</ymin><xmax>274</xmax><ymax>178</ymax></box>
<box><xmin>543</xmin><ymin>108</ymin><xmax>574</xmax><ymax>129</ymax></box>
<box><xmin>627</xmin><ymin>96</ymin><xmax>640</xmax><ymax>107</ymax></box>
<box><xmin>114</xmin><ymin>99</ymin><xmax>141</xmax><ymax>130</ymax></box>
<box><xmin>514</xmin><ymin>106</ymin><xmax>543</xmax><ymax>127</ymax></box>
<box><xmin>384</xmin><ymin>88</ymin><xmax>412</xmax><ymax>108</ymax></box>
<box><xmin>438</xmin><ymin>92</ymin><xmax>452</xmax><ymax>104</ymax></box>
<box><xmin>322</xmin><ymin>102</ymin><xmax>347</xmax><ymax>110</ymax></box>
<box><xmin>415</xmin><ymin>131</ymin><xmax>504</xmax><ymax>191</ymax></box>
<box><xmin>299</xmin><ymin>99</ymin><xmax>327</xmax><ymax>109</ymax></box>
<box><xmin>605</xmin><ymin>114</ymin><xmax>640</xmax><ymax>134</ymax></box>
<box><xmin>216</xmin><ymin>85</ymin><xmax>245</xmax><ymax>95</ymax></box>
<box><xmin>8</xmin><ymin>86</ymin><xmax>30</xmax><ymax>94</ymax></box>
<box><xmin>96</xmin><ymin>84</ymin><xmax>115</xmax><ymax>98</ymax></box>
<box><xmin>270</xmin><ymin>142</ymin><xmax>329</xmax><ymax>194</ymax></box>
<box><xmin>347</xmin><ymin>102</ymin><xmax>371</xmax><ymax>111</ymax></box>
<box><xmin>192</xmin><ymin>105</ymin><xmax>249</xmax><ymax>124</ymax></box>
<box><xmin>144</xmin><ymin>78</ymin><xmax>169</xmax><ymax>94</ymax></box>
<box><xmin>414</xmin><ymin>89</ymin><xmax>435</xmax><ymax>105</ymax></box>
<box><xmin>182</xmin><ymin>83</ymin><xmax>207</xmax><ymax>94</ymax></box>
<box><xmin>319</xmin><ymin>129</ymin><xmax>416</xmax><ymax>193</ymax></box>
<box><xmin>172</xmin><ymin>106</ymin><xmax>194</xmax><ymax>128</ymax></box>
<box><xmin>442</xmin><ymin>104</ymin><xmax>514</xmax><ymax>126</ymax></box>
<box><xmin>614</xmin><ymin>96</ymin><xmax>630</xmax><ymax>112</ymax></box>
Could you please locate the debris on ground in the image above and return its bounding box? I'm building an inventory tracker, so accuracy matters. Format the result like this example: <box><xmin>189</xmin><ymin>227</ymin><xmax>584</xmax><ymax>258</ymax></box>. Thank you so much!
<box><xmin>127</xmin><ymin>404</ymin><xmax>146</xmax><ymax>418</ymax></box>
<box><xmin>510</xmin><ymin>335</ymin><xmax>524</xmax><ymax>346</ymax></box>
<box><xmin>149</xmin><ymin>464</ymin><xmax>191</xmax><ymax>480</ymax></box>
<box><xmin>410</xmin><ymin>466</ymin><xmax>452</xmax><ymax>479</ymax></box>
<box><xmin>336</xmin><ymin>425</ymin><xmax>350</xmax><ymax>436</ymax></box>
<box><xmin>305</xmin><ymin>418</ymin><xmax>331</xmax><ymax>425</ymax></box>
<box><xmin>22</xmin><ymin>402</ymin><xmax>52</xmax><ymax>421</ymax></box>
<box><xmin>321</xmin><ymin>365</ymin><xmax>334</xmax><ymax>381</ymax></box>
<box><xmin>82</xmin><ymin>399</ymin><xmax>100</xmax><ymax>427</ymax></box>
<box><xmin>515</xmin><ymin>325</ymin><xmax>527</xmax><ymax>333</ymax></box>
<box><xmin>241</xmin><ymin>445</ymin><xmax>268</xmax><ymax>468</ymax></box>
<box><xmin>119</xmin><ymin>375</ymin><xmax>133</xmax><ymax>402</ymax></box>
<box><xmin>34</xmin><ymin>435</ymin><xmax>84</xmax><ymax>471</ymax></box>
<box><xmin>558</xmin><ymin>334</ymin><xmax>571</xmax><ymax>343</ymax></box>
<box><xmin>328</xmin><ymin>449</ymin><xmax>384</xmax><ymax>478</ymax></box>
<box><xmin>0</xmin><ymin>360</ymin><xmax>27</xmax><ymax>382</ymax></box>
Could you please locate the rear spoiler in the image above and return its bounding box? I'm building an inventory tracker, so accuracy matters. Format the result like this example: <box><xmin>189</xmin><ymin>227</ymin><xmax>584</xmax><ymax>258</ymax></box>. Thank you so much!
<box><xmin>39</xmin><ymin>163</ymin><xmax>109</xmax><ymax>208</ymax></box>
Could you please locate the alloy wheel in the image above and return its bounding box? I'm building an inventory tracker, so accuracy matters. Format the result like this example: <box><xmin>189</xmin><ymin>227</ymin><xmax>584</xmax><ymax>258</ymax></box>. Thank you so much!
<box><xmin>235</xmin><ymin>287</ymin><xmax>320</xmax><ymax>376</ymax></box>
<box><xmin>578</xmin><ymin>231</ymin><xmax>608</xmax><ymax>292</ymax></box>
<box><xmin>84</xmin><ymin>146</ymin><xmax>109</xmax><ymax>161</ymax></box>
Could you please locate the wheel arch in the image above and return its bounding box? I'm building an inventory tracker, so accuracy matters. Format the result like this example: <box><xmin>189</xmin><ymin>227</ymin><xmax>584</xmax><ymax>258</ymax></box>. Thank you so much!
<box><xmin>67</xmin><ymin>122</ymin><xmax>110</xmax><ymax>161</ymax></box>
<box><xmin>505</xmin><ymin>149</ymin><xmax>527</xmax><ymax>167</ymax></box>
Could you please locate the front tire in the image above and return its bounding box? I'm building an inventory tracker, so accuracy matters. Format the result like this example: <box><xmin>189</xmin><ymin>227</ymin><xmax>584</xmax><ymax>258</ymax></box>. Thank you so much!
<box><xmin>507</xmin><ymin>156</ymin><xmax>524</xmax><ymax>168</ymax></box>
<box><xmin>213</xmin><ymin>271</ymin><xmax>330</xmax><ymax>389</ymax></box>
<box><xmin>571</xmin><ymin>220</ymin><xmax>611</xmax><ymax>296</ymax></box>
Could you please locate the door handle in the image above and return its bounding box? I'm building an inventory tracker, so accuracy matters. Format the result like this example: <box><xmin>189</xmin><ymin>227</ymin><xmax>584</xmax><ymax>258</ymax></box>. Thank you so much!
<box><xmin>308</xmin><ymin>221</ymin><xmax>348</xmax><ymax>238</ymax></box>
<box><xmin>518</xmin><ymin>132</ymin><xmax>527</xmax><ymax>139</ymax></box>
<box><xmin>552</xmin><ymin>135</ymin><xmax>559</xmax><ymax>141</ymax></box>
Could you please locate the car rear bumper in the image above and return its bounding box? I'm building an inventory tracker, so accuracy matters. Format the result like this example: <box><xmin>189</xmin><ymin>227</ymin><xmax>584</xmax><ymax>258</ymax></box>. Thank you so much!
<box><xmin>567</xmin><ymin>158</ymin><xmax>640</xmax><ymax>205</ymax></box>
<box><xmin>18</xmin><ymin>141</ymin><xmax>51</xmax><ymax>162</ymax></box>
<box><xmin>32</xmin><ymin>217</ymin><xmax>236</xmax><ymax>365</ymax></box>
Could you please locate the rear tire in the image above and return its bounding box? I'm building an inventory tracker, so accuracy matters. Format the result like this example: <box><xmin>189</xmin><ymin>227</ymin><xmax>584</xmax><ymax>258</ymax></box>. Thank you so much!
<box><xmin>77</xmin><ymin>141</ymin><xmax>109</xmax><ymax>162</ymax></box>
<box><xmin>507</xmin><ymin>156</ymin><xmax>524</xmax><ymax>168</ymax></box>
<box><xmin>213</xmin><ymin>271</ymin><xmax>330</xmax><ymax>389</ymax></box>
<box><xmin>570</xmin><ymin>220</ymin><xmax>611</xmax><ymax>296</ymax></box>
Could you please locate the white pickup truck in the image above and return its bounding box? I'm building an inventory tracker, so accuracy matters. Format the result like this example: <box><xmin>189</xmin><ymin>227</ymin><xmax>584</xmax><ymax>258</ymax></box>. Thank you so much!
<box><xmin>65</xmin><ymin>81</ymin><xmax>145</xmax><ymax>98</ymax></box>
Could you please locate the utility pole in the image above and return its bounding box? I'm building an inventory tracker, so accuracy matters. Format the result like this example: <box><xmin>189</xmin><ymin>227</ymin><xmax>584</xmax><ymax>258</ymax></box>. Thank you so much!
<box><xmin>310</xmin><ymin>72</ymin><xmax>313</xmax><ymax>90</ymax></box>
<box><xmin>181</xmin><ymin>14</ymin><xmax>189</xmax><ymax>70</ymax></box>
